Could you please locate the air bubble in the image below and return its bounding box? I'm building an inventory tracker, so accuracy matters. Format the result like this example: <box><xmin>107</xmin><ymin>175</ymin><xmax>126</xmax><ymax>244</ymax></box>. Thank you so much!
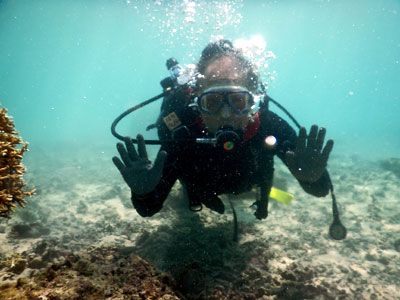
<box><xmin>233</xmin><ymin>35</ymin><xmax>276</xmax><ymax>84</ymax></box>
<box><xmin>185</xmin><ymin>17</ymin><xmax>195</xmax><ymax>23</ymax></box>
<box><xmin>135</xmin><ymin>0</ymin><xmax>245</xmax><ymax>62</ymax></box>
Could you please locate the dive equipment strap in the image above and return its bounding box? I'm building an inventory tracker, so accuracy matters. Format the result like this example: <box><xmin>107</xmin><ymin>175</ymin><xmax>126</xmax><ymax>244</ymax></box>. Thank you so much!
<box><xmin>228</xmin><ymin>197</ymin><xmax>238</xmax><ymax>242</ymax></box>
<box><xmin>252</xmin><ymin>183</ymin><xmax>270</xmax><ymax>220</ymax></box>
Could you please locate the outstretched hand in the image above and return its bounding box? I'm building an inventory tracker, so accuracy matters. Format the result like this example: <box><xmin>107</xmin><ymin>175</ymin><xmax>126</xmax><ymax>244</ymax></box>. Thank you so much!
<box><xmin>112</xmin><ymin>134</ymin><xmax>167</xmax><ymax>195</ymax></box>
<box><xmin>285</xmin><ymin>125</ymin><xmax>333</xmax><ymax>183</ymax></box>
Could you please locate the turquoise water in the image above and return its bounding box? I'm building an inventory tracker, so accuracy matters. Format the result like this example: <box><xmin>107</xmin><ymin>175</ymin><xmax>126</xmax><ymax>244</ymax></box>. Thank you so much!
<box><xmin>1</xmin><ymin>0</ymin><xmax>399</xmax><ymax>161</ymax></box>
<box><xmin>1</xmin><ymin>2</ymin><xmax>400</xmax><ymax>298</ymax></box>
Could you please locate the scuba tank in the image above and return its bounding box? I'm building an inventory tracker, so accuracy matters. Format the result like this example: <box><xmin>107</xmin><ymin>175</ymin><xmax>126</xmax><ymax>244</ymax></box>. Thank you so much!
<box><xmin>111</xmin><ymin>57</ymin><xmax>194</xmax><ymax>144</ymax></box>
<box><xmin>160</xmin><ymin>57</ymin><xmax>194</xmax><ymax>91</ymax></box>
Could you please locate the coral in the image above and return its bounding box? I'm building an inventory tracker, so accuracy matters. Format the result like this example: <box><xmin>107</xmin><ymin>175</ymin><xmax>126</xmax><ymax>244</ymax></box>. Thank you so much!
<box><xmin>0</xmin><ymin>107</ymin><xmax>35</xmax><ymax>218</ymax></box>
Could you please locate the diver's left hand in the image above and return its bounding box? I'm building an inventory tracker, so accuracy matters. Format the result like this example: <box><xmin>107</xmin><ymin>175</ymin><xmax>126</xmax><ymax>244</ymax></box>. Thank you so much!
<box><xmin>285</xmin><ymin>125</ymin><xmax>334</xmax><ymax>183</ymax></box>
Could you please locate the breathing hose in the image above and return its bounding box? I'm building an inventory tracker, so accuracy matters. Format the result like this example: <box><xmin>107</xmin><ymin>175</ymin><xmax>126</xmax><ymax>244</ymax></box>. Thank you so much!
<box><xmin>111</xmin><ymin>91</ymin><xmax>166</xmax><ymax>144</ymax></box>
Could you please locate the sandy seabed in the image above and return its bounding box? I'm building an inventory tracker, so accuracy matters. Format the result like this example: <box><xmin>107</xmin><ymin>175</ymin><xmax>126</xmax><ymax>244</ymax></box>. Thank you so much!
<box><xmin>0</xmin><ymin>149</ymin><xmax>399</xmax><ymax>300</ymax></box>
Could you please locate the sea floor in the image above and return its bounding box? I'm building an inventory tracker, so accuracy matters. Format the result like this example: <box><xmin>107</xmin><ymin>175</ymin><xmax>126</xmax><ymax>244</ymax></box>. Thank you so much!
<box><xmin>0</xmin><ymin>149</ymin><xmax>399</xmax><ymax>299</ymax></box>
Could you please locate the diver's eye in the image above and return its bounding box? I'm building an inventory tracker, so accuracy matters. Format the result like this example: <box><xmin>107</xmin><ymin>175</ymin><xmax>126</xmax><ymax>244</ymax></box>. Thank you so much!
<box><xmin>201</xmin><ymin>93</ymin><xmax>224</xmax><ymax>113</ymax></box>
<box><xmin>229</xmin><ymin>93</ymin><xmax>251</xmax><ymax>111</ymax></box>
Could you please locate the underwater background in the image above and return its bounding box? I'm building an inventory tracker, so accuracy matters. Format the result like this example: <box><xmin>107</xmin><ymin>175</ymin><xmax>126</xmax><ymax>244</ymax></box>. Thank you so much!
<box><xmin>1</xmin><ymin>0</ymin><xmax>399</xmax><ymax>161</ymax></box>
<box><xmin>1</xmin><ymin>1</ymin><xmax>400</xmax><ymax>299</ymax></box>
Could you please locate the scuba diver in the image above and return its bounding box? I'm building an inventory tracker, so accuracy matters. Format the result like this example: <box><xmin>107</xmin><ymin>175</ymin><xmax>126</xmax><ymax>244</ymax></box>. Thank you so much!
<box><xmin>112</xmin><ymin>39</ymin><xmax>346</xmax><ymax>240</ymax></box>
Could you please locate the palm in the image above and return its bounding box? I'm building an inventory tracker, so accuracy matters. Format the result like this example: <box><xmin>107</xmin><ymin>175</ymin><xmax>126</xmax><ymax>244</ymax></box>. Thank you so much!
<box><xmin>112</xmin><ymin>135</ymin><xmax>167</xmax><ymax>195</ymax></box>
<box><xmin>286</xmin><ymin>125</ymin><xmax>333</xmax><ymax>183</ymax></box>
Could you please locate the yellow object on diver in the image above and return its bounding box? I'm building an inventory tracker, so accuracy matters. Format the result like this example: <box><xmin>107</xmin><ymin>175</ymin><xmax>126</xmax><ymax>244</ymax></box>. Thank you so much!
<box><xmin>269</xmin><ymin>187</ymin><xmax>294</xmax><ymax>205</ymax></box>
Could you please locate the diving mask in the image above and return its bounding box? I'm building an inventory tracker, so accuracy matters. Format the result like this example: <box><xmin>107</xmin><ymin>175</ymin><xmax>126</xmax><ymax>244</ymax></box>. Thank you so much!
<box><xmin>197</xmin><ymin>85</ymin><xmax>254</xmax><ymax>116</ymax></box>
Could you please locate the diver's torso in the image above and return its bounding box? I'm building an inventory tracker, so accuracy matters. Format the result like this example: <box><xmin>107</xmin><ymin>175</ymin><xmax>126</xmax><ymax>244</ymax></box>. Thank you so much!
<box><xmin>174</xmin><ymin>127</ymin><xmax>275</xmax><ymax>198</ymax></box>
<box><xmin>156</xmin><ymin>91</ymin><xmax>293</xmax><ymax>199</ymax></box>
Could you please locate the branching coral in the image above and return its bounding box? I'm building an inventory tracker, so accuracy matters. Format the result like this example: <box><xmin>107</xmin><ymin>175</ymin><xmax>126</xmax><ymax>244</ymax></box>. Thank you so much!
<box><xmin>0</xmin><ymin>107</ymin><xmax>35</xmax><ymax>218</ymax></box>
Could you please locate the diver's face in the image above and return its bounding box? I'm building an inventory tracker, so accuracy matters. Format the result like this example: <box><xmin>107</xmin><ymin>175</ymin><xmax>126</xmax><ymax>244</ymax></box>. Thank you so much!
<box><xmin>198</xmin><ymin>56</ymin><xmax>251</xmax><ymax>133</ymax></box>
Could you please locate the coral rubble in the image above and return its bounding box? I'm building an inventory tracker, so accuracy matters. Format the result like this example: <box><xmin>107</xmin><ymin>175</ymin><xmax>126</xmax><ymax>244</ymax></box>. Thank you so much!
<box><xmin>380</xmin><ymin>157</ymin><xmax>400</xmax><ymax>179</ymax></box>
<box><xmin>0</xmin><ymin>246</ymin><xmax>181</xmax><ymax>300</ymax></box>
<box><xmin>0</xmin><ymin>241</ymin><xmax>348</xmax><ymax>300</ymax></box>
<box><xmin>0</xmin><ymin>107</ymin><xmax>35</xmax><ymax>218</ymax></box>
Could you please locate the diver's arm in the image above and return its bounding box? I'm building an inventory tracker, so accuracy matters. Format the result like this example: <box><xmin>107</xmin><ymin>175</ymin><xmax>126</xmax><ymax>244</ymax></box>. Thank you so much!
<box><xmin>296</xmin><ymin>170</ymin><xmax>330</xmax><ymax>197</ymax></box>
<box><xmin>268</xmin><ymin>112</ymin><xmax>331</xmax><ymax>197</ymax></box>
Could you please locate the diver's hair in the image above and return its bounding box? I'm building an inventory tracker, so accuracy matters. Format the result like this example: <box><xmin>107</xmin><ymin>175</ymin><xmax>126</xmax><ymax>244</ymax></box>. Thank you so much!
<box><xmin>196</xmin><ymin>39</ymin><xmax>260</xmax><ymax>92</ymax></box>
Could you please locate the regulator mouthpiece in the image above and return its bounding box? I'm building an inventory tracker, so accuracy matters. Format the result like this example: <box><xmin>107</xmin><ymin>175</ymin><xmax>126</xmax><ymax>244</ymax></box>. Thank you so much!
<box><xmin>215</xmin><ymin>129</ymin><xmax>241</xmax><ymax>151</ymax></box>
<box><xmin>196</xmin><ymin>127</ymin><xmax>242</xmax><ymax>151</ymax></box>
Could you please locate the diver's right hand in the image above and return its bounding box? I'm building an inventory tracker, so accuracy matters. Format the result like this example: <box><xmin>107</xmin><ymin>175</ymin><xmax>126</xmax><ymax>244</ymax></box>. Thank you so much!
<box><xmin>112</xmin><ymin>134</ymin><xmax>167</xmax><ymax>195</ymax></box>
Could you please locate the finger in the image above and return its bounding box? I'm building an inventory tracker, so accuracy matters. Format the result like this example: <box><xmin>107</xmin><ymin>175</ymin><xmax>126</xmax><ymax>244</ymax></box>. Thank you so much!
<box><xmin>137</xmin><ymin>134</ymin><xmax>148</xmax><ymax>159</ymax></box>
<box><xmin>124</xmin><ymin>137</ymin><xmax>138</xmax><ymax>161</ymax></box>
<box><xmin>316</xmin><ymin>127</ymin><xmax>326</xmax><ymax>151</ymax></box>
<box><xmin>285</xmin><ymin>151</ymin><xmax>296</xmax><ymax>169</ymax></box>
<box><xmin>307</xmin><ymin>124</ymin><xmax>318</xmax><ymax>149</ymax></box>
<box><xmin>296</xmin><ymin>127</ymin><xmax>307</xmax><ymax>153</ymax></box>
<box><xmin>321</xmin><ymin>139</ymin><xmax>334</xmax><ymax>161</ymax></box>
<box><xmin>150</xmin><ymin>150</ymin><xmax>167</xmax><ymax>180</ymax></box>
<box><xmin>112</xmin><ymin>156</ymin><xmax>125</xmax><ymax>172</ymax></box>
<box><xmin>117</xmin><ymin>142</ymin><xmax>132</xmax><ymax>167</ymax></box>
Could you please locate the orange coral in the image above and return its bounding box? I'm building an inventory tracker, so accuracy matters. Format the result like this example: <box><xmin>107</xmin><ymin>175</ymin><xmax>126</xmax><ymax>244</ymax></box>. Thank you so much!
<box><xmin>0</xmin><ymin>107</ymin><xmax>35</xmax><ymax>218</ymax></box>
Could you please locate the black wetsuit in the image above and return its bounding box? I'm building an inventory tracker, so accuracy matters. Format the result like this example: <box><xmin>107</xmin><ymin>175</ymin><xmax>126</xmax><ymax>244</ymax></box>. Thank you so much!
<box><xmin>131</xmin><ymin>90</ymin><xmax>330</xmax><ymax>217</ymax></box>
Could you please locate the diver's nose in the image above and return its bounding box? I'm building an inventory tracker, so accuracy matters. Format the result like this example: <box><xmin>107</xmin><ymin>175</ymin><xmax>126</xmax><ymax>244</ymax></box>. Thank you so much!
<box><xmin>220</xmin><ymin>104</ymin><xmax>232</xmax><ymax>119</ymax></box>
